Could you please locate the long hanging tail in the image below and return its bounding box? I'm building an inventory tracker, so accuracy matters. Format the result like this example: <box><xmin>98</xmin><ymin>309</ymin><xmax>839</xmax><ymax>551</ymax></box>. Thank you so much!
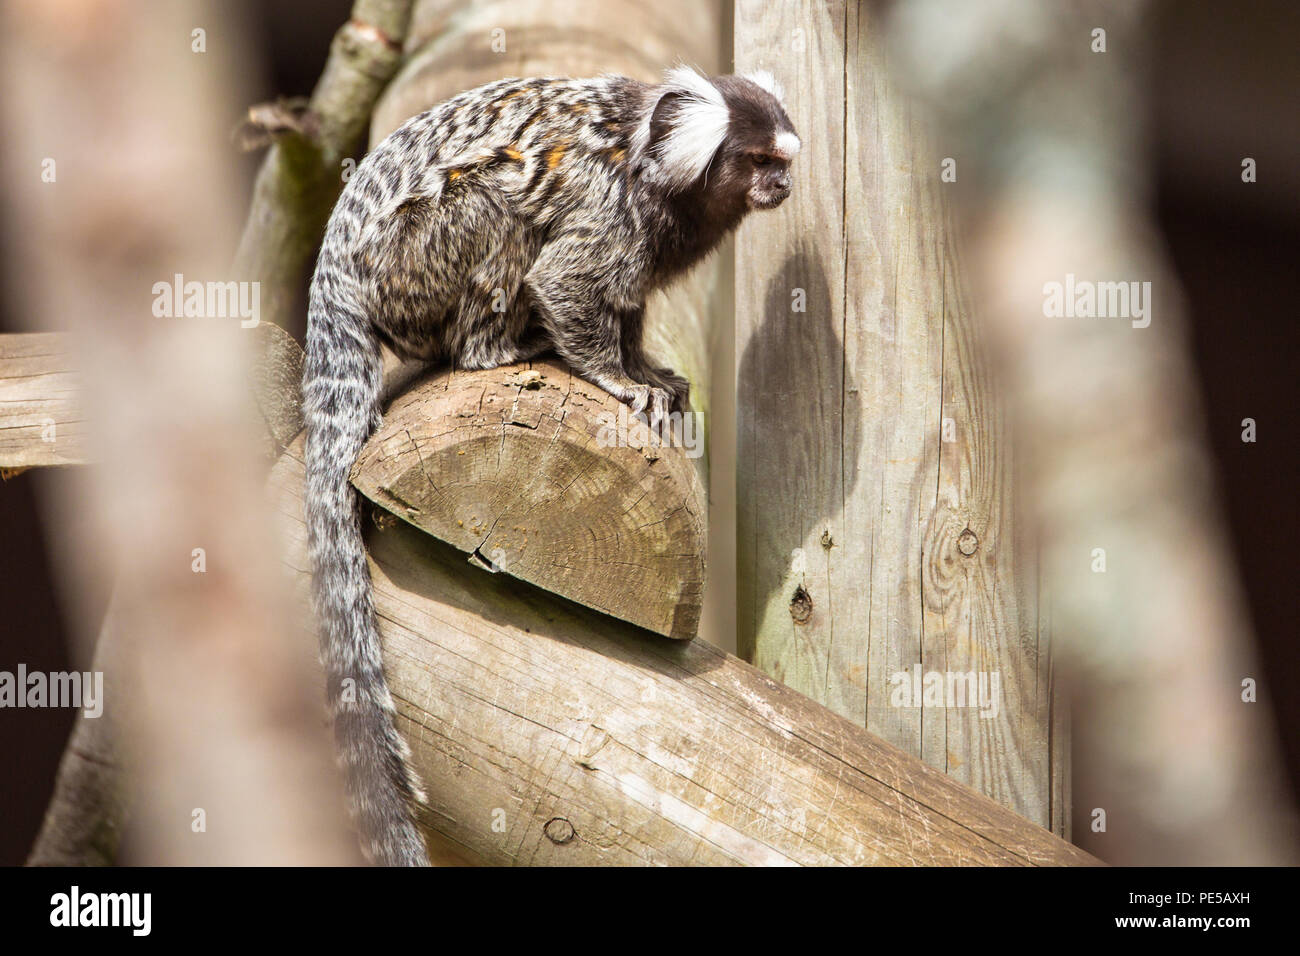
<box><xmin>302</xmin><ymin>260</ymin><xmax>430</xmax><ymax>866</ymax></box>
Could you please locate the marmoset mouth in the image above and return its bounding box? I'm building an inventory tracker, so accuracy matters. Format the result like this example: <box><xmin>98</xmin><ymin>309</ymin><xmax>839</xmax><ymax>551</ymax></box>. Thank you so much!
<box><xmin>751</xmin><ymin>191</ymin><xmax>789</xmax><ymax>210</ymax></box>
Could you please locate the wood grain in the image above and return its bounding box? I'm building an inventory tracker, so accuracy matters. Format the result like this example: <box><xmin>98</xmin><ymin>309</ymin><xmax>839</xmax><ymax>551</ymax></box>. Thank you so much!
<box><xmin>0</xmin><ymin>332</ymin><xmax>86</xmax><ymax>469</ymax></box>
<box><xmin>352</xmin><ymin>359</ymin><xmax>707</xmax><ymax>639</ymax></box>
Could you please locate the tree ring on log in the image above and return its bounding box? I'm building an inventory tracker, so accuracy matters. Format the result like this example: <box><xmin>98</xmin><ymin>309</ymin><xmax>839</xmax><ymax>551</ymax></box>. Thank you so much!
<box><xmin>352</xmin><ymin>359</ymin><xmax>706</xmax><ymax>640</ymax></box>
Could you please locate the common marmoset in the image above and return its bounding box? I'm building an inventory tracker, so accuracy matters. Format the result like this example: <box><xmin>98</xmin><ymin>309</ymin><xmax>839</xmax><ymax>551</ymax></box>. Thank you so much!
<box><xmin>303</xmin><ymin>66</ymin><xmax>799</xmax><ymax>865</ymax></box>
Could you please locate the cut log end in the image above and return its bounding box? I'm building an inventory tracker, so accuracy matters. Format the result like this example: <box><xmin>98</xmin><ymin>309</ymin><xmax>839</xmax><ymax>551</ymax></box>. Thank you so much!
<box><xmin>352</xmin><ymin>359</ymin><xmax>706</xmax><ymax>640</ymax></box>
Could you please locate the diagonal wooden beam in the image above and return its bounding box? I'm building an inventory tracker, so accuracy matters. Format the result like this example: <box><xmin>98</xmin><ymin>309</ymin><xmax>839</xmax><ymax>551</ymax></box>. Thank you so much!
<box><xmin>271</xmin><ymin>433</ymin><xmax>1099</xmax><ymax>866</ymax></box>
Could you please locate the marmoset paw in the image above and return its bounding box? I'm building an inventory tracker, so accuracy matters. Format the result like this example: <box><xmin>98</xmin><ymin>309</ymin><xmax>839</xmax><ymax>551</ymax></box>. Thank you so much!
<box><xmin>624</xmin><ymin>383</ymin><xmax>673</xmax><ymax>430</ymax></box>
<box><xmin>653</xmin><ymin>367</ymin><xmax>690</xmax><ymax>413</ymax></box>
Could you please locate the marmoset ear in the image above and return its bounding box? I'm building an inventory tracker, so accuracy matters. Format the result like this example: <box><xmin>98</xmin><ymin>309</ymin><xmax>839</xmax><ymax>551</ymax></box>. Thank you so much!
<box><xmin>640</xmin><ymin>67</ymin><xmax>730</xmax><ymax>192</ymax></box>
<box><xmin>647</xmin><ymin>90</ymin><xmax>689</xmax><ymax>155</ymax></box>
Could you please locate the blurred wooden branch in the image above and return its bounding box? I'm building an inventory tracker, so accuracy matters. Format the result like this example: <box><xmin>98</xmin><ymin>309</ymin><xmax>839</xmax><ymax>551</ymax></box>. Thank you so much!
<box><xmin>232</xmin><ymin>0</ymin><xmax>416</xmax><ymax>332</ymax></box>
<box><xmin>880</xmin><ymin>0</ymin><xmax>1296</xmax><ymax>863</ymax></box>
<box><xmin>17</xmin><ymin>0</ymin><xmax>412</xmax><ymax>867</ymax></box>
<box><xmin>5</xmin><ymin>0</ymin><xmax>357</xmax><ymax>865</ymax></box>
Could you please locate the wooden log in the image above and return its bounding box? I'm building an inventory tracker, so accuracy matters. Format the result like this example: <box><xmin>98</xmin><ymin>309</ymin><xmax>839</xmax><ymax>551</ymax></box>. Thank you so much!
<box><xmin>0</xmin><ymin>333</ymin><xmax>86</xmax><ymax>469</ymax></box>
<box><xmin>734</xmin><ymin>0</ymin><xmax>1065</xmax><ymax>833</ymax></box>
<box><xmin>270</xmin><ymin>437</ymin><xmax>1098</xmax><ymax>866</ymax></box>
<box><xmin>352</xmin><ymin>359</ymin><xmax>706</xmax><ymax>639</ymax></box>
<box><xmin>0</xmin><ymin>324</ymin><xmax>305</xmax><ymax>470</ymax></box>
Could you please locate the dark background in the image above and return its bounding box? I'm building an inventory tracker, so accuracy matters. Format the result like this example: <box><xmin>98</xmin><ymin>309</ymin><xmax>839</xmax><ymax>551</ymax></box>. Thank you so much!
<box><xmin>1</xmin><ymin>0</ymin><xmax>1296</xmax><ymax>863</ymax></box>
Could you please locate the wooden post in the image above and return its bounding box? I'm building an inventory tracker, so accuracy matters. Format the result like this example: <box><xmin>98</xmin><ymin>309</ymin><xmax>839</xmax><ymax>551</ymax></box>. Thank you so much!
<box><xmin>734</xmin><ymin>1</ymin><xmax>1066</xmax><ymax>833</ymax></box>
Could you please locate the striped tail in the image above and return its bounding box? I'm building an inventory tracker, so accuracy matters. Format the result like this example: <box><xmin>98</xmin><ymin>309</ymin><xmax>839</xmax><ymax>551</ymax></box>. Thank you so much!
<box><xmin>302</xmin><ymin>263</ymin><xmax>430</xmax><ymax>866</ymax></box>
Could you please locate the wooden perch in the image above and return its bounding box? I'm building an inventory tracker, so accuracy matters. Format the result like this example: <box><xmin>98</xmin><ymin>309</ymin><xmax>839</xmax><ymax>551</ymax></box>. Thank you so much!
<box><xmin>0</xmin><ymin>333</ymin><xmax>86</xmax><ymax>470</ymax></box>
<box><xmin>0</xmin><ymin>326</ymin><xmax>305</xmax><ymax>471</ymax></box>
<box><xmin>353</xmin><ymin>359</ymin><xmax>706</xmax><ymax>639</ymax></box>
<box><xmin>270</xmin><ymin>433</ymin><xmax>1096</xmax><ymax>866</ymax></box>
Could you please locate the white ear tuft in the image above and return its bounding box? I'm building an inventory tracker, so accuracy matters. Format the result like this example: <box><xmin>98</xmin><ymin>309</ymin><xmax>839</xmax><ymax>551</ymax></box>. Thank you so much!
<box><xmin>743</xmin><ymin>69</ymin><xmax>785</xmax><ymax>103</ymax></box>
<box><xmin>774</xmin><ymin>131</ymin><xmax>802</xmax><ymax>159</ymax></box>
<box><xmin>640</xmin><ymin>65</ymin><xmax>730</xmax><ymax>192</ymax></box>
<box><xmin>663</xmin><ymin>64</ymin><xmax>723</xmax><ymax>104</ymax></box>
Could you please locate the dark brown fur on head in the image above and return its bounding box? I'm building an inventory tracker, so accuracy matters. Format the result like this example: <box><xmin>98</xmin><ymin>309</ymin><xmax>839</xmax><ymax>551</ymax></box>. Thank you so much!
<box><xmin>637</xmin><ymin>70</ymin><xmax>800</xmax><ymax>279</ymax></box>
<box><xmin>710</xmin><ymin>74</ymin><xmax>799</xmax><ymax>211</ymax></box>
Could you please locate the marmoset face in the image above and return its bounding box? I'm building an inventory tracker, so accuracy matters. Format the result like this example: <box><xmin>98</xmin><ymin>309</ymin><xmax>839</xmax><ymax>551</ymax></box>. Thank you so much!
<box><xmin>709</xmin><ymin>74</ymin><xmax>800</xmax><ymax>212</ymax></box>
<box><xmin>745</xmin><ymin>150</ymin><xmax>794</xmax><ymax>210</ymax></box>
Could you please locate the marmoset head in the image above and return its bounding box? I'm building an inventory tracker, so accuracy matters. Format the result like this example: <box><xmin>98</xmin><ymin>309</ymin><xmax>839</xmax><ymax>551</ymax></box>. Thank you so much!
<box><xmin>638</xmin><ymin>67</ymin><xmax>800</xmax><ymax>213</ymax></box>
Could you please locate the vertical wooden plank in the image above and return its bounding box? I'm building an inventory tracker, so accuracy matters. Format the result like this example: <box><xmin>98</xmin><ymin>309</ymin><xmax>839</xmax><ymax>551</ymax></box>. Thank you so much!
<box><xmin>736</xmin><ymin>1</ymin><xmax>1065</xmax><ymax>832</ymax></box>
<box><xmin>842</xmin><ymin>2</ymin><xmax>944</xmax><ymax>760</ymax></box>
<box><xmin>735</xmin><ymin>0</ymin><xmax>850</xmax><ymax>710</ymax></box>
<box><xmin>921</xmin><ymin>199</ymin><xmax>1050</xmax><ymax>826</ymax></box>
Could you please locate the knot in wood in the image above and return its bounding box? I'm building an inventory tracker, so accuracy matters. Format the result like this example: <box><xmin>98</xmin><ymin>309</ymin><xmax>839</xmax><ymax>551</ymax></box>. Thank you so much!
<box><xmin>789</xmin><ymin>584</ymin><xmax>813</xmax><ymax>624</ymax></box>
<box><xmin>957</xmin><ymin>528</ymin><xmax>979</xmax><ymax>556</ymax></box>
<box><xmin>544</xmin><ymin>817</ymin><xmax>575</xmax><ymax>844</ymax></box>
